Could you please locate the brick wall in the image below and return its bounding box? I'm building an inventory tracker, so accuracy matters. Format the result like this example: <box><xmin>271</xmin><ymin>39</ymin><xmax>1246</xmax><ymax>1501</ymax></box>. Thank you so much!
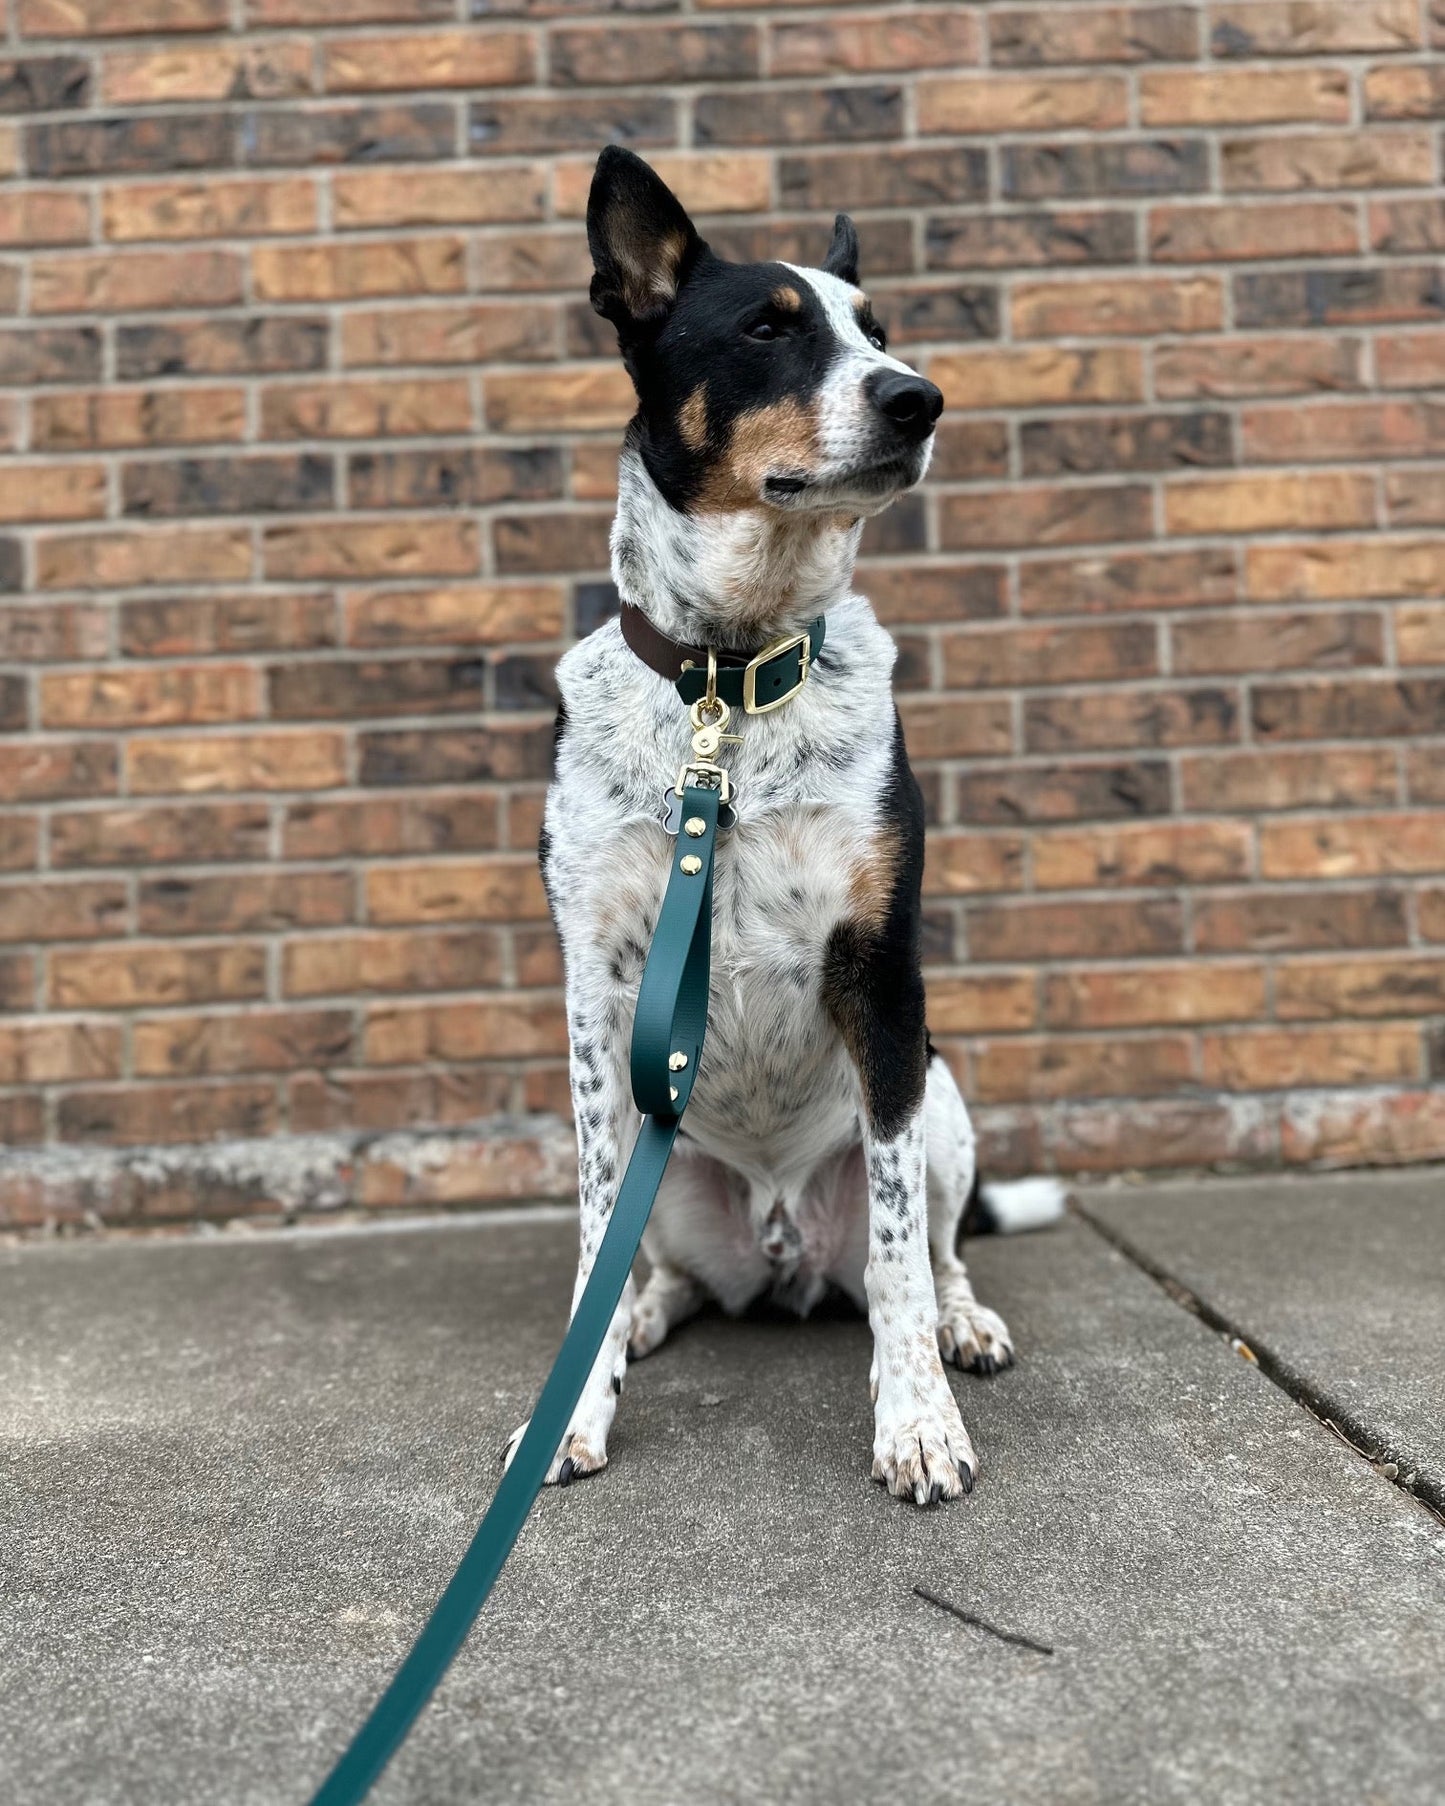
<box><xmin>0</xmin><ymin>0</ymin><xmax>1443</xmax><ymax>1225</ymax></box>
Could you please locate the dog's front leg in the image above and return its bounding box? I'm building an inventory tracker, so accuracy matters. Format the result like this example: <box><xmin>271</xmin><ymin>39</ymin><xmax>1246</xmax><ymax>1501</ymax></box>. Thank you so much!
<box><xmin>865</xmin><ymin>1106</ymin><xmax>978</xmax><ymax>1504</ymax></box>
<box><xmin>503</xmin><ymin>994</ymin><xmax>634</xmax><ymax>1486</ymax></box>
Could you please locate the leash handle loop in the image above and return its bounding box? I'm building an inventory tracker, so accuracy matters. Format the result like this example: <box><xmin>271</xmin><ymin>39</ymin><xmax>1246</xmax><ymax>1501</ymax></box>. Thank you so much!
<box><xmin>306</xmin><ymin>787</ymin><xmax>722</xmax><ymax>1806</ymax></box>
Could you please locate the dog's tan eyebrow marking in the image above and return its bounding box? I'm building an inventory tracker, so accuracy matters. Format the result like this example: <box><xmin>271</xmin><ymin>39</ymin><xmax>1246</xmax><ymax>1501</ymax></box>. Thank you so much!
<box><xmin>771</xmin><ymin>284</ymin><xmax>802</xmax><ymax>311</ymax></box>
<box><xmin>851</xmin><ymin>292</ymin><xmax>872</xmax><ymax>315</ymax></box>
<box><xmin>679</xmin><ymin>384</ymin><xmax>708</xmax><ymax>451</ymax></box>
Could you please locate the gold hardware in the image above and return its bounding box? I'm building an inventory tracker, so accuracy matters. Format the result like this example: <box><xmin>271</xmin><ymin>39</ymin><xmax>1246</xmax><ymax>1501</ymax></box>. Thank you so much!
<box><xmin>683</xmin><ymin>816</ymin><xmax>706</xmax><ymax>838</ymax></box>
<box><xmin>669</xmin><ymin>1052</ymin><xmax>688</xmax><ymax>1071</ymax></box>
<box><xmin>680</xmin><ymin>854</ymin><xmax>702</xmax><ymax>876</ymax></box>
<box><xmin>703</xmin><ymin>647</ymin><xmax>719</xmax><ymax>714</ymax></box>
<box><xmin>674</xmin><ymin>759</ymin><xmax>731</xmax><ymax>805</ymax></box>
<box><xmin>669</xmin><ymin>1086</ymin><xmax>679</xmax><ymax>1102</ymax></box>
<box><xmin>742</xmin><ymin>630</ymin><xmax>811</xmax><ymax>715</ymax></box>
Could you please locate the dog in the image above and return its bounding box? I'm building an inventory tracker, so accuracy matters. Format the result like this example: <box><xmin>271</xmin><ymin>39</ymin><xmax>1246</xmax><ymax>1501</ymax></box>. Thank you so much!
<box><xmin>504</xmin><ymin>147</ymin><xmax>1063</xmax><ymax>1508</ymax></box>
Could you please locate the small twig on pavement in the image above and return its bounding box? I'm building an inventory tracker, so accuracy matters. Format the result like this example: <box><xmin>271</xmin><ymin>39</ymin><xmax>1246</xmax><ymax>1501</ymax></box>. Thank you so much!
<box><xmin>912</xmin><ymin>1586</ymin><xmax>1055</xmax><ymax>1656</ymax></box>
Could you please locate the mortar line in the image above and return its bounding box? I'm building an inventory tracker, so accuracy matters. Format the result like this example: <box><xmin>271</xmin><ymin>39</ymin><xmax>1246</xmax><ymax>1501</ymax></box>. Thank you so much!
<box><xmin>1070</xmin><ymin>1198</ymin><xmax>1445</xmax><ymax>1526</ymax></box>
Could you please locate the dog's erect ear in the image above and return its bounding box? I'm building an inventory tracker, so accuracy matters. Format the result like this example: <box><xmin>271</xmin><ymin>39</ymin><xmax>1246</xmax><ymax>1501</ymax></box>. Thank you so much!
<box><xmin>588</xmin><ymin>146</ymin><xmax>703</xmax><ymax>332</ymax></box>
<box><xmin>823</xmin><ymin>212</ymin><xmax>860</xmax><ymax>287</ymax></box>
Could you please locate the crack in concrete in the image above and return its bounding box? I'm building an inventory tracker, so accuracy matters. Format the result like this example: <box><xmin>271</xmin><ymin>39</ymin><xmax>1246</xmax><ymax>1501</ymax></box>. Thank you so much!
<box><xmin>912</xmin><ymin>1586</ymin><xmax>1055</xmax><ymax>1655</ymax></box>
<box><xmin>1071</xmin><ymin>1198</ymin><xmax>1445</xmax><ymax>1526</ymax></box>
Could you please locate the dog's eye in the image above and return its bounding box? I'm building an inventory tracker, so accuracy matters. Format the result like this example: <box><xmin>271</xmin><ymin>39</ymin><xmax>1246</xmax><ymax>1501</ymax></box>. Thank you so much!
<box><xmin>868</xmin><ymin>328</ymin><xmax>887</xmax><ymax>352</ymax></box>
<box><xmin>746</xmin><ymin>320</ymin><xmax>778</xmax><ymax>342</ymax></box>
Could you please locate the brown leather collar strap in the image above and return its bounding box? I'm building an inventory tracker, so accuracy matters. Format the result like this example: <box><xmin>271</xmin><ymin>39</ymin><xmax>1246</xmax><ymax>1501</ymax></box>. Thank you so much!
<box><xmin>619</xmin><ymin>602</ymin><xmax>748</xmax><ymax>681</ymax></box>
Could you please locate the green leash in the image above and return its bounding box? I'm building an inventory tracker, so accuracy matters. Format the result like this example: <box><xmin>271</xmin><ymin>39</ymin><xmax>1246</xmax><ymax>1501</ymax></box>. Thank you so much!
<box><xmin>307</xmin><ymin>782</ymin><xmax>722</xmax><ymax>1806</ymax></box>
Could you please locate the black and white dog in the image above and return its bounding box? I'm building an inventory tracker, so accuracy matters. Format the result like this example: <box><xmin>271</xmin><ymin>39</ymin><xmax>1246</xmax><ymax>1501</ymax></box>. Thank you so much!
<box><xmin>505</xmin><ymin>148</ymin><xmax>1062</xmax><ymax>1507</ymax></box>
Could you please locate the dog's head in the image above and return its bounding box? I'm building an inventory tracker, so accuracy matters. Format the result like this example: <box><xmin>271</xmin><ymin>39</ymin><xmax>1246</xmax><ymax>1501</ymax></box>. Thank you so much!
<box><xmin>588</xmin><ymin>146</ymin><xmax>942</xmax><ymax>521</ymax></box>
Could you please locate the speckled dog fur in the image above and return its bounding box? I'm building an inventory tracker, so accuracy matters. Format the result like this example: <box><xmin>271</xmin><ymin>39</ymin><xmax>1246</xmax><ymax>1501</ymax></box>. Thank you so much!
<box><xmin>503</xmin><ymin>149</ymin><xmax>1033</xmax><ymax>1508</ymax></box>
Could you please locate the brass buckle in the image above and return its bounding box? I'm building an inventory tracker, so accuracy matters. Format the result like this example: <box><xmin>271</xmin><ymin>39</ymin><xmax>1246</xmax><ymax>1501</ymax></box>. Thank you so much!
<box><xmin>674</xmin><ymin>760</ymin><xmax>731</xmax><ymax>805</ymax></box>
<box><xmin>742</xmin><ymin>631</ymin><xmax>810</xmax><ymax>715</ymax></box>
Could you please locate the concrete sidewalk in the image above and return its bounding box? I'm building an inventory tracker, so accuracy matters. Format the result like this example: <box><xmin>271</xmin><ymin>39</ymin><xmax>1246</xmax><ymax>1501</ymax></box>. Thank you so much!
<box><xmin>1</xmin><ymin>1176</ymin><xmax>1442</xmax><ymax>1806</ymax></box>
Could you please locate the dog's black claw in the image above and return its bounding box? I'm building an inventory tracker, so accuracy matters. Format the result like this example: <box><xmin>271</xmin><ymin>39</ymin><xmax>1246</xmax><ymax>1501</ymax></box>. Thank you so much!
<box><xmin>958</xmin><ymin>1462</ymin><xmax>975</xmax><ymax>1494</ymax></box>
<box><xmin>952</xmin><ymin>1346</ymin><xmax>968</xmax><ymax>1372</ymax></box>
<box><xmin>928</xmin><ymin>1481</ymin><xmax>944</xmax><ymax>1506</ymax></box>
<box><xmin>612</xmin><ymin>1373</ymin><xmax>622</xmax><ymax>1394</ymax></box>
<box><xmin>625</xmin><ymin>1344</ymin><xmax>638</xmax><ymax>1364</ymax></box>
<box><xmin>973</xmin><ymin>1354</ymin><xmax>998</xmax><ymax>1377</ymax></box>
<box><xmin>557</xmin><ymin>1456</ymin><xmax>576</xmax><ymax>1488</ymax></box>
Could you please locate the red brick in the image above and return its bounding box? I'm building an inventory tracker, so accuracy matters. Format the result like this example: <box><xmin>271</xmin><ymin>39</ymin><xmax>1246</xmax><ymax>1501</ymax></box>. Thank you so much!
<box><xmin>919</xmin><ymin>75</ymin><xmax>1128</xmax><ymax>135</ymax></box>
<box><xmin>19</xmin><ymin>0</ymin><xmax>227</xmax><ymax>32</ymax></box>
<box><xmin>51</xmin><ymin>803</ymin><xmax>270</xmax><ymax>869</ymax></box>
<box><xmin>1210</xmin><ymin>2</ymin><xmax>1420</xmax><ymax>56</ymax></box>
<box><xmin>342</xmin><ymin>301</ymin><xmax>555</xmax><ymax>368</ymax></box>
<box><xmin>1174</xmin><ymin>609</ymin><xmax>1386</xmax><ymax>677</ymax></box>
<box><xmin>334</xmin><ymin>166</ymin><xmax>545</xmax><ymax>230</ymax></box>
<box><xmin>0</xmin><ymin>463</ymin><xmax>105</xmax><ymax>523</ymax></box>
<box><xmin>1180</xmin><ymin>748</ymin><xmax>1398</xmax><ymax>813</ymax></box>
<box><xmin>262</xmin><ymin>518</ymin><xmax>477</xmax><ymax>582</ymax></box>
<box><xmin>56</xmin><ymin>1083</ymin><xmax>277</xmax><ymax>1149</ymax></box>
<box><xmin>1223</xmin><ymin>133</ymin><xmax>1435</xmax><ymax>193</ymax></box>
<box><xmin>32</xmin><ymin>387</ymin><xmax>248</xmax><ymax>450</ymax></box>
<box><xmin>120</xmin><ymin>593</ymin><xmax>335</xmax><ymax>657</ymax></box>
<box><xmin>126</xmin><ymin>732</ymin><xmax>347</xmax><ymax>796</ymax></box>
<box><xmin>0</xmin><ymin>187</ymin><xmax>91</xmax><ymax>247</ymax></box>
<box><xmin>1275</xmin><ymin>956</ymin><xmax>1445</xmax><ymax>1020</ymax></box>
<box><xmin>346</xmin><ymin>584</ymin><xmax>564</xmax><ymax>648</ymax></box>
<box><xmin>322</xmin><ymin>32</ymin><xmax>533</xmax><ymax>92</ymax></box>
<box><xmin>49</xmin><ymin>943</ymin><xmax>266</xmax><ymax>1010</ymax></box>
<box><xmin>363</xmin><ymin>995</ymin><xmax>567</xmax><ymax>1065</ymax></box>
<box><xmin>133</xmin><ymin>1009</ymin><xmax>353</xmax><ymax>1078</ymax></box>
<box><xmin>1379</xmin><ymin>328</ymin><xmax>1445</xmax><ymax>395</ymax></box>
<box><xmin>968</xmin><ymin>897</ymin><xmax>1184</xmax><ymax>961</ymax></box>
<box><xmin>1013</xmin><ymin>276</ymin><xmax>1222</xmax><ymax>338</ymax></box>
<box><xmin>926</xmin><ymin>972</ymin><xmax>1036</xmax><ymax>1035</ymax></box>
<box><xmin>253</xmin><ymin>238</ymin><xmax>465</xmax><ymax>303</ymax></box>
<box><xmin>1021</xmin><ymin>549</ymin><xmax>1239</xmax><ymax>617</ymax></box>
<box><xmin>41</xmin><ymin>665</ymin><xmax>260</xmax><ymax>730</ymax></box>
<box><xmin>1052</xmin><ymin>1097</ymin><xmax>1277</xmax><ymax>1174</ymax></box>
<box><xmin>921</xmin><ymin>834</ymin><xmax>1027</xmax><ymax>897</ymax></box>
<box><xmin>941</xmin><ymin>621</ymin><xmax>1155</xmax><ymax>690</ymax></box>
<box><xmin>103</xmin><ymin>177</ymin><xmax>315</xmax><ymax>242</ymax></box>
<box><xmin>1364</xmin><ymin>66</ymin><xmax>1445</xmax><ymax>120</ymax></box>
<box><xmin>0</xmin><ymin>879</ymin><xmax>126</xmax><ymax>944</ymax></box>
<box><xmin>1281</xmin><ymin>1091</ymin><xmax>1445</xmax><ymax>1168</ymax></box>
<box><xmin>1150</xmin><ymin>201</ymin><xmax>1359</xmax><ymax>263</ymax></box>
<box><xmin>1141</xmin><ymin>67</ymin><xmax>1350</xmax><ymax>125</ymax></box>
<box><xmin>365</xmin><ymin>857</ymin><xmax>549</xmax><ymax>926</ymax></box>
<box><xmin>1045</xmin><ymin>964</ymin><xmax>1265</xmax><ymax>1029</ymax></box>
<box><xmin>283</xmin><ymin>928</ymin><xmax>502</xmax><ymax>999</ymax></box>
<box><xmin>1026</xmin><ymin>686</ymin><xmax>1240</xmax><ymax>753</ymax></box>
<box><xmin>36</xmin><ymin>526</ymin><xmax>252</xmax><ymax>590</ymax></box>
<box><xmin>1242</xmin><ymin>399</ymin><xmax>1445</xmax><ymax>465</ymax></box>
<box><xmin>772</xmin><ymin>11</ymin><xmax>978</xmax><ymax>76</ymax></box>
<box><xmin>282</xmin><ymin>795</ymin><xmax>498</xmax><ymax>861</ymax></box>
<box><xmin>992</xmin><ymin>7</ymin><xmax>1199</xmax><ymax>66</ymax></box>
<box><xmin>1259</xmin><ymin>814</ymin><xmax>1445</xmax><ymax>880</ymax></box>
<box><xmin>1201</xmin><ymin>1026</ymin><xmax>1422</xmax><ymax>1092</ymax></box>
<box><xmin>930</xmin><ymin>345</ymin><xmax>1144</xmax><ymax>411</ymax></box>
<box><xmin>1032</xmin><ymin>820</ymin><xmax>1252</xmax><ymax>889</ymax></box>
<box><xmin>1164</xmin><ymin>472</ymin><xmax>1375</xmax><ymax>537</ymax></box>
<box><xmin>1248</xmin><ymin>538</ymin><xmax>1445</xmax><ymax>603</ymax></box>
<box><xmin>101</xmin><ymin>41</ymin><xmax>312</xmax><ymax>105</ymax></box>
<box><xmin>941</xmin><ymin>484</ymin><xmax>1152</xmax><ymax>552</ymax></box>
<box><xmin>1155</xmin><ymin>335</ymin><xmax>1363</xmax><ymax>400</ymax></box>
<box><xmin>30</xmin><ymin>250</ymin><xmax>242</xmax><ymax>314</ymax></box>
<box><xmin>0</xmin><ymin>1020</ymin><xmax>122</xmax><ymax>1086</ymax></box>
<box><xmin>973</xmin><ymin>1034</ymin><xmax>1194</xmax><ymax>1103</ymax></box>
<box><xmin>1194</xmin><ymin>887</ymin><xmax>1409</xmax><ymax>953</ymax></box>
<box><xmin>138</xmin><ymin>871</ymin><xmax>351</xmax><ymax>936</ymax></box>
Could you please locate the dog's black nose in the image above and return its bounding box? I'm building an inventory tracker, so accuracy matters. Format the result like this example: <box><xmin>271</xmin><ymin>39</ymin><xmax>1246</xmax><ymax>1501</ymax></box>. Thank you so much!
<box><xmin>867</xmin><ymin>369</ymin><xmax>944</xmax><ymax>439</ymax></box>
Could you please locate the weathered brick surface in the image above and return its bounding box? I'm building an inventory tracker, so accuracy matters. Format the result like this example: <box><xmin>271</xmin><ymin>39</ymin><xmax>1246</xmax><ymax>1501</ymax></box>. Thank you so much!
<box><xmin>0</xmin><ymin>5</ymin><xmax>1439</xmax><ymax>1218</ymax></box>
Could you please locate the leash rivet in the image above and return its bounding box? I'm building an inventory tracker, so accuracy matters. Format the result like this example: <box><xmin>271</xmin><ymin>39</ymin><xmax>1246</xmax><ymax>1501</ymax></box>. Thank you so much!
<box><xmin>684</xmin><ymin>816</ymin><xmax>706</xmax><ymax>838</ymax></box>
<box><xmin>669</xmin><ymin>1085</ymin><xmax>679</xmax><ymax>1102</ymax></box>
<box><xmin>669</xmin><ymin>1051</ymin><xmax>688</xmax><ymax>1071</ymax></box>
<box><xmin>680</xmin><ymin>854</ymin><xmax>702</xmax><ymax>875</ymax></box>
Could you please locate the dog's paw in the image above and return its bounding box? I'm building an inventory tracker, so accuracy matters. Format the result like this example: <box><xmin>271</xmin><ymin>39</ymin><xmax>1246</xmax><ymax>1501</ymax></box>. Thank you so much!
<box><xmin>501</xmin><ymin>1418</ymin><xmax>609</xmax><ymax>1488</ymax></box>
<box><xmin>872</xmin><ymin>1399</ymin><xmax>978</xmax><ymax>1506</ymax></box>
<box><xmin>938</xmin><ymin>1301</ymin><xmax>1015</xmax><ymax>1378</ymax></box>
<box><xmin>626</xmin><ymin>1294</ymin><xmax>669</xmax><ymax>1361</ymax></box>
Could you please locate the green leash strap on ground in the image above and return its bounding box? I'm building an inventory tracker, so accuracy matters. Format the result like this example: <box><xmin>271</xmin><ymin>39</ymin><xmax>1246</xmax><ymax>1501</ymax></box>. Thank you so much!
<box><xmin>306</xmin><ymin>783</ymin><xmax>722</xmax><ymax>1806</ymax></box>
